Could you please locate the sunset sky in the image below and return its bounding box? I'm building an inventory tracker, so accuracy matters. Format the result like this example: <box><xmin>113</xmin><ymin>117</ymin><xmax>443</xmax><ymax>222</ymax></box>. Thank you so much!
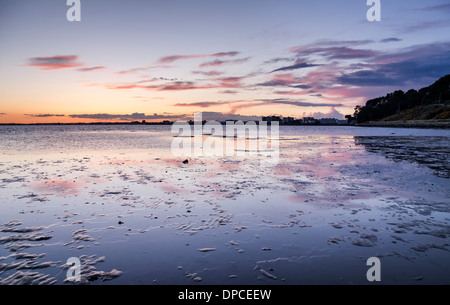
<box><xmin>1</xmin><ymin>0</ymin><xmax>449</xmax><ymax>123</ymax></box>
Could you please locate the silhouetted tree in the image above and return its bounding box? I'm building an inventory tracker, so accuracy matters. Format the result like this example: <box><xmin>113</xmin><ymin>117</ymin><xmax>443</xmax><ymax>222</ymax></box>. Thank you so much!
<box><xmin>354</xmin><ymin>75</ymin><xmax>450</xmax><ymax>122</ymax></box>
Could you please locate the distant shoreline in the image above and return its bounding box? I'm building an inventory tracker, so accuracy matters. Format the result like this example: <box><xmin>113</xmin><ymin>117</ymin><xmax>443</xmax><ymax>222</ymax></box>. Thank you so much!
<box><xmin>0</xmin><ymin>120</ymin><xmax>449</xmax><ymax>129</ymax></box>
<box><xmin>356</xmin><ymin>120</ymin><xmax>450</xmax><ymax>129</ymax></box>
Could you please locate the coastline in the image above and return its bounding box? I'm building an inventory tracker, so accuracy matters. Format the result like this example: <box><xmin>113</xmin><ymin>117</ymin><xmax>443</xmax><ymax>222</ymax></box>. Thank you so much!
<box><xmin>356</xmin><ymin>120</ymin><xmax>450</xmax><ymax>129</ymax></box>
<box><xmin>1</xmin><ymin>120</ymin><xmax>450</xmax><ymax>129</ymax></box>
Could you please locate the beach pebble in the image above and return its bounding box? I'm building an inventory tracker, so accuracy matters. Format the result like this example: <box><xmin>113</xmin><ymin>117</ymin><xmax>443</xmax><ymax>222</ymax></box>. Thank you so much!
<box><xmin>331</xmin><ymin>223</ymin><xmax>344</xmax><ymax>229</ymax></box>
<box><xmin>198</xmin><ymin>248</ymin><xmax>216</xmax><ymax>252</ymax></box>
<box><xmin>259</xmin><ymin>268</ymin><xmax>277</xmax><ymax>280</ymax></box>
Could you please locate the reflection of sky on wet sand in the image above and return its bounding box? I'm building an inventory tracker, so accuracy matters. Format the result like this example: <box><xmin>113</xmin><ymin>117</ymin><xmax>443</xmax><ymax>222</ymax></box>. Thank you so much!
<box><xmin>32</xmin><ymin>180</ymin><xmax>83</xmax><ymax>197</ymax></box>
<box><xmin>355</xmin><ymin>136</ymin><xmax>450</xmax><ymax>178</ymax></box>
<box><xmin>0</xmin><ymin>125</ymin><xmax>449</xmax><ymax>284</ymax></box>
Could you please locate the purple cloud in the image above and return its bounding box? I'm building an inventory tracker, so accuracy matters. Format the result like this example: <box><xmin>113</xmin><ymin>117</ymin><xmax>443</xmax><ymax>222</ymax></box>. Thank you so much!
<box><xmin>26</xmin><ymin>55</ymin><xmax>83</xmax><ymax>71</ymax></box>
<box><xmin>337</xmin><ymin>42</ymin><xmax>450</xmax><ymax>87</ymax></box>
<box><xmin>68</xmin><ymin>112</ymin><xmax>190</xmax><ymax>121</ymax></box>
<box><xmin>157</xmin><ymin>51</ymin><xmax>239</xmax><ymax>64</ymax></box>
<box><xmin>255</xmin><ymin>98</ymin><xmax>343</xmax><ymax>108</ymax></box>
<box><xmin>199</xmin><ymin>57</ymin><xmax>250</xmax><ymax>68</ymax></box>
<box><xmin>290</xmin><ymin>40</ymin><xmax>379</xmax><ymax>61</ymax></box>
<box><xmin>78</xmin><ymin>66</ymin><xmax>106</xmax><ymax>72</ymax></box>
<box><xmin>271</xmin><ymin>61</ymin><xmax>319</xmax><ymax>73</ymax></box>
<box><xmin>380</xmin><ymin>38</ymin><xmax>402</xmax><ymax>43</ymax></box>
<box><xmin>25</xmin><ymin>114</ymin><xmax>66</xmax><ymax>117</ymax></box>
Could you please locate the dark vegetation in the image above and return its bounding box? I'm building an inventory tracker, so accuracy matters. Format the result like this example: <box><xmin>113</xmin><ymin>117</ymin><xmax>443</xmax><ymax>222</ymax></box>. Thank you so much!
<box><xmin>349</xmin><ymin>75</ymin><xmax>450</xmax><ymax>123</ymax></box>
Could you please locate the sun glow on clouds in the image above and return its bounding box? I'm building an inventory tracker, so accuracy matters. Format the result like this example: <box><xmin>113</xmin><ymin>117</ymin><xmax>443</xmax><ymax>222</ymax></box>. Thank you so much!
<box><xmin>26</xmin><ymin>56</ymin><xmax>84</xmax><ymax>71</ymax></box>
<box><xmin>13</xmin><ymin>40</ymin><xmax>450</xmax><ymax>123</ymax></box>
<box><xmin>1</xmin><ymin>1</ymin><xmax>449</xmax><ymax>123</ymax></box>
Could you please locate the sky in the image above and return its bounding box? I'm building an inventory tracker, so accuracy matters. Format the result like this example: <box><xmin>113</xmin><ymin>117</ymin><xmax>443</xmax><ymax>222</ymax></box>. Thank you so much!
<box><xmin>0</xmin><ymin>0</ymin><xmax>450</xmax><ymax>123</ymax></box>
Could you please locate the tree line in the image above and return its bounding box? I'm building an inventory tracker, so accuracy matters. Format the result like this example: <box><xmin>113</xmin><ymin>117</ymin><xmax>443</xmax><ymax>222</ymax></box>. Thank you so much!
<box><xmin>348</xmin><ymin>74</ymin><xmax>450</xmax><ymax>123</ymax></box>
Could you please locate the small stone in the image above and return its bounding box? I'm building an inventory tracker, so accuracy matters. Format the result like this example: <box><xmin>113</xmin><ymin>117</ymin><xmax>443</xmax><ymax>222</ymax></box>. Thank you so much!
<box><xmin>198</xmin><ymin>248</ymin><xmax>216</xmax><ymax>252</ymax></box>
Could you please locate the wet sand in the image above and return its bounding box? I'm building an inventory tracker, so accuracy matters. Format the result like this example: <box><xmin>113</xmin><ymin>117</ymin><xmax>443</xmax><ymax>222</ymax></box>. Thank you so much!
<box><xmin>0</xmin><ymin>125</ymin><xmax>449</xmax><ymax>284</ymax></box>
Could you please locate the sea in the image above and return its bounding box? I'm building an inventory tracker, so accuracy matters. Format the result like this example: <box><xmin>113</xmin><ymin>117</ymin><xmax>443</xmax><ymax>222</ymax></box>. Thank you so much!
<box><xmin>0</xmin><ymin>124</ymin><xmax>449</xmax><ymax>284</ymax></box>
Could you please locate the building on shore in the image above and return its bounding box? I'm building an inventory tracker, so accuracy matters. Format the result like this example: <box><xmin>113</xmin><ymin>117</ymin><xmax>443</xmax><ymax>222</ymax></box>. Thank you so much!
<box><xmin>319</xmin><ymin>118</ymin><xmax>348</xmax><ymax>125</ymax></box>
<box><xmin>262</xmin><ymin>116</ymin><xmax>282</xmax><ymax>123</ymax></box>
<box><xmin>303</xmin><ymin>117</ymin><xmax>318</xmax><ymax>124</ymax></box>
<box><xmin>282</xmin><ymin>117</ymin><xmax>294</xmax><ymax>125</ymax></box>
<box><xmin>261</xmin><ymin>115</ymin><xmax>347</xmax><ymax>125</ymax></box>
<box><xmin>319</xmin><ymin>118</ymin><xmax>336</xmax><ymax>125</ymax></box>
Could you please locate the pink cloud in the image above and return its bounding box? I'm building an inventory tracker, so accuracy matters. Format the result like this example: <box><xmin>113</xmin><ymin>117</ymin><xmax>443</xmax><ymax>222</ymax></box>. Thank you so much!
<box><xmin>106</xmin><ymin>81</ymin><xmax>209</xmax><ymax>91</ymax></box>
<box><xmin>173</xmin><ymin>98</ymin><xmax>342</xmax><ymax>114</ymax></box>
<box><xmin>256</xmin><ymin>73</ymin><xmax>310</xmax><ymax>89</ymax></box>
<box><xmin>217</xmin><ymin>76</ymin><xmax>246</xmax><ymax>88</ymax></box>
<box><xmin>302</xmin><ymin>107</ymin><xmax>345</xmax><ymax>120</ymax></box>
<box><xmin>26</xmin><ymin>55</ymin><xmax>84</xmax><ymax>71</ymax></box>
<box><xmin>106</xmin><ymin>75</ymin><xmax>245</xmax><ymax>92</ymax></box>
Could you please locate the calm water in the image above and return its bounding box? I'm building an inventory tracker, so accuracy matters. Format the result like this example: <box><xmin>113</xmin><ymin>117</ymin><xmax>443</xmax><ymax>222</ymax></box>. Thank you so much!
<box><xmin>0</xmin><ymin>125</ymin><xmax>449</xmax><ymax>284</ymax></box>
